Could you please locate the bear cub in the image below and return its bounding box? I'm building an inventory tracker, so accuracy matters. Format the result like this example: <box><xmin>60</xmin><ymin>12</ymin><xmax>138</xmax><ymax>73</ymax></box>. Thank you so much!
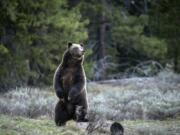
<box><xmin>54</xmin><ymin>42</ymin><xmax>88</xmax><ymax>126</ymax></box>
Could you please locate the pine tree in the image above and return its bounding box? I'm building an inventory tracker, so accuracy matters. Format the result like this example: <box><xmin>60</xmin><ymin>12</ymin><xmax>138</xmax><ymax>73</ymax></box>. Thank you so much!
<box><xmin>0</xmin><ymin>0</ymin><xmax>88</xmax><ymax>90</ymax></box>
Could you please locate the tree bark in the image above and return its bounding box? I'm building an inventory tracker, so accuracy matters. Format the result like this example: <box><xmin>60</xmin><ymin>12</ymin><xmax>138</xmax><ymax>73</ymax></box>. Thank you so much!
<box><xmin>173</xmin><ymin>47</ymin><xmax>179</xmax><ymax>72</ymax></box>
<box><xmin>98</xmin><ymin>14</ymin><xmax>106</xmax><ymax>60</ymax></box>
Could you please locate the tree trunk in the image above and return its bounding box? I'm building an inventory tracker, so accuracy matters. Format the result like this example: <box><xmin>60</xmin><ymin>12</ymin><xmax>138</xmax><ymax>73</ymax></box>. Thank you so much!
<box><xmin>173</xmin><ymin>48</ymin><xmax>179</xmax><ymax>72</ymax></box>
<box><xmin>98</xmin><ymin>14</ymin><xmax>106</xmax><ymax>60</ymax></box>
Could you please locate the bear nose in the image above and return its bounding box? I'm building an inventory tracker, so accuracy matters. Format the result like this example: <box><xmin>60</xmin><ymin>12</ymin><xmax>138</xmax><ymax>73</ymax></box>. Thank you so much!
<box><xmin>82</xmin><ymin>49</ymin><xmax>85</xmax><ymax>53</ymax></box>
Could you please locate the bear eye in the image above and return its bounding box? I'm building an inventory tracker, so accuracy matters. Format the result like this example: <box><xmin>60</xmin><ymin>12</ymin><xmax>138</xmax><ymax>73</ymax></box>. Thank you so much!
<box><xmin>79</xmin><ymin>47</ymin><xmax>84</xmax><ymax>51</ymax></box>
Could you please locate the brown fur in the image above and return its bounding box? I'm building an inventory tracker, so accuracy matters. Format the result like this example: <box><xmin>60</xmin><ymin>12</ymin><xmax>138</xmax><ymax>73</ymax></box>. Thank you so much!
<box><xmin>53</xmin><ymin>43</ymin><xmax>88</xmax><ymax>126</ymax></box>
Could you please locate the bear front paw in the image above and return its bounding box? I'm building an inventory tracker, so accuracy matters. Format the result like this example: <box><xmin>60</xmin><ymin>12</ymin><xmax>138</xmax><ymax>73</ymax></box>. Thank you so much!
<box><xmin>68</xmin><ymin>95</ymin><xmax>76</xmax><ymax>103</ymax></box>
<box><xmin>59</xmin><ymin>98</ymin><xmax>65</xmax><ymax>102</ymax></box>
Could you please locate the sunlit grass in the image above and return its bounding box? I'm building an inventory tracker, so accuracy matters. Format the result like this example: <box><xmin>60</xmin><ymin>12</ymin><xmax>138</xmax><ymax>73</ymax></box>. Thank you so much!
<box><xmin>0</xmin><ymin>115</ymin><xmax>84</xmax><ymax>135</ymax></box>
<box><xmin>0</xmin><ymin>115</ymin><xmax>179</xmax><ymax>135</ymax></box>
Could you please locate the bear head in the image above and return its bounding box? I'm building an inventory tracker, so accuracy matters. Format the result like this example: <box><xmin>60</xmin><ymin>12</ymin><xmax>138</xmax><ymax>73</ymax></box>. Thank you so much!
<box><xmin>68</xmin><ymin>42</ymin><xmax>85</xmax><ymax>60</ymax></box>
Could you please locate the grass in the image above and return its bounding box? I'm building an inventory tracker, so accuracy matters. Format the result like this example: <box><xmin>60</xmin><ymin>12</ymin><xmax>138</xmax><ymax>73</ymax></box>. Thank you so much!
<box><xmin>0</xmin><ymin>115</ymin><xmax>84</xmax><ymax>135</ymax></box>
<box><xmin>0</xmin><ymin>70</ymin><xmax>180</xmax><ymax>134</ymax></box>
<box><xmin>122</xmin><ymin>118</ymin><xmax>180</xmax><ymax>135</ymax></box>
<box><xmin>88</xmin><ymin>71</ymin><xmax>180</xmax><ymax>121</ymax></box>
<box><xmin>0</xmin><ymin>115</ymin><xmax>180</xmax><ymax>135</ymax></box>
<box><xmin>0</xmin><ymin>71</ymin><xmax>179</xmax><ymax>121</ymax></box>
<box><xmin>0</xmin><ymin>87</ymin><xmax>56</xmax><ymax>118</ymax></box>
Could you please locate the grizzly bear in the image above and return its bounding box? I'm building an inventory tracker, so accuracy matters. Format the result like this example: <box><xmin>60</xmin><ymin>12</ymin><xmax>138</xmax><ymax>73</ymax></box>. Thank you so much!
<box><xmin>53</xmin><ymin>42</ymin><xmax>88</xmax><ymax>126</ymax></box>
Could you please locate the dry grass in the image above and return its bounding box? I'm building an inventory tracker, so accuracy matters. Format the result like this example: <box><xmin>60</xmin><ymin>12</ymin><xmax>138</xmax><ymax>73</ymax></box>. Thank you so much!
<box><xmin>0</xmin><ymin>71</ymin><xmax>180</xmax><ymax>134</ymax></box>
<box><xmin>0</xmin><ymin>71</ymin><xmax>180</xmax><ymax>121</ymax></box>
<box><xmin>0</xmin><ymin>87</ymin><xmax>57</xmax><ymax>118</ymax></box>
<box><xmin>88</xmin><ymin>71</ymin><xmax>180</xmax><ymax>121</ymax></box>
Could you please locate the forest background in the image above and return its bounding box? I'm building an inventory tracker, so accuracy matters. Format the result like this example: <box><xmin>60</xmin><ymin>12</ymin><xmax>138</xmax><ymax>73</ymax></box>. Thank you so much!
<box><xmin>0</xmin><ymin>0</ymin><xmax>179</xmax><ymax>90</ymax></box>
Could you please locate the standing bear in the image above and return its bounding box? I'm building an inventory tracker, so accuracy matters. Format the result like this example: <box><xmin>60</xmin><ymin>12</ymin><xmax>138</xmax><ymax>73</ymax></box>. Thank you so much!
<box><xmin>53</xmin><ymin>42</ymin><xmax>88</xmax><ymax>126</ymax></box>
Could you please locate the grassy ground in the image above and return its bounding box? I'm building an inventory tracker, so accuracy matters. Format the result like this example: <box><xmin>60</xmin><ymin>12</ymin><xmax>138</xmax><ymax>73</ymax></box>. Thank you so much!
<box><xmin>0</xmin><ymin>71</ymin><xmax>180</xmax><ymax>134</ymax></box>
<box><xmin>123</xmin><ymin>118</ymin><xmax>180</xmax><ymax>135</ymax></box>
<box><xmin>0</xmin><ymin>115</ymin><xmax>84</xmax><ymax>135</ymax></box>
<box><xmin>0</xmin><ymin>115</ymin><xmax>180</xmax><ymax>135</ymax></box>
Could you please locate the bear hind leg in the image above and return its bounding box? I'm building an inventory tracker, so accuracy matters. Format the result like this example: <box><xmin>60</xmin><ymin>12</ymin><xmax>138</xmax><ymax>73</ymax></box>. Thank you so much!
<box><xmin>55</xmin><ymin>101</ymin><xmax>70</xmax><ymax>126</ymax></box>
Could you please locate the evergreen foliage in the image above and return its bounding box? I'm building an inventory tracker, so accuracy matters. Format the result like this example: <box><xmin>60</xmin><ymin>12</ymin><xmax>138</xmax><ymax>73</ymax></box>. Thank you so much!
<box><xmin>0</xmin><ymin>0</ymin><xmax>179</xmax><ymax>89</ymax></box>
<box><xmin>0</xmin><ymin>0</ymin><xmax>88</xmax><ymax>90</ymax></box>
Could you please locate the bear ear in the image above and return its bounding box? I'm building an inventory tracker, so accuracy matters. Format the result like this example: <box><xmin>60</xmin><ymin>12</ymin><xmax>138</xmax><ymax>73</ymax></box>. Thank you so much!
<box><xmin>68</xmin><ymin>42</ymin><xmax>72</xmax><ymax>48</ymax></box>
<box><xmin>80</xmin><ymin>43</ymin><xmax>84</xmax><ymax>47</ymax></box>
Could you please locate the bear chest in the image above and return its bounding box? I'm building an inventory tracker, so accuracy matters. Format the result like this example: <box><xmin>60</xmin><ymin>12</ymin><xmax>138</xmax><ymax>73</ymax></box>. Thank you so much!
<box><xmin>61</xmin><ymin>68</ymin><xmax>76</xmax><ymax>90</ymax></box>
